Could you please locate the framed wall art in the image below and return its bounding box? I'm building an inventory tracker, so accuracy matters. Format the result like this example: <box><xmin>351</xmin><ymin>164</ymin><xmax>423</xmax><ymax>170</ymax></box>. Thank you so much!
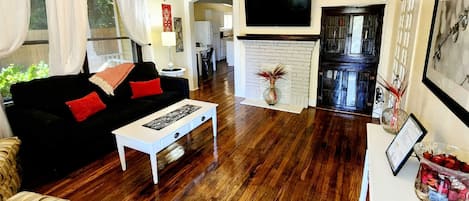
<box><xmin>174</xmin><ymin>17</ymin><xmax>184</xmax><ymax>52</ymax></box>
<box><xmin>422</xmin><ymin>0</ymin><xmax>469</xmax><ymax>126</ymax></box>
<box><xmin>162</xmin><ymin>3</ymin><xmax>172</xmax><ymax>32</ymax></box>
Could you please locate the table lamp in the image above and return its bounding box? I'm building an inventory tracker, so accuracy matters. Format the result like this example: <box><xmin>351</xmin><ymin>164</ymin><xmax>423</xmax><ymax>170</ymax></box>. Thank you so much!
<box><xmin>161</xmin><ymin>32</ymin><xmax>176</xmax><ymax>70</ymax></box>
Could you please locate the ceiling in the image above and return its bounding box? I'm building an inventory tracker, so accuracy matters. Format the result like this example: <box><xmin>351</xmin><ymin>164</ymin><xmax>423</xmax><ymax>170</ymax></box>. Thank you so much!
<box><xmin>196</xmin><ymin>0</ymin><xmax>232</xmax><ymax>5</ymax></box>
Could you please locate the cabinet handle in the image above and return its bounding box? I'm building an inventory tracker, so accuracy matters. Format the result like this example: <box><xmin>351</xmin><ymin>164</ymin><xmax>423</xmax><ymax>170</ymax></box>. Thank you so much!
<box><xmin>174</xmin><ymin>132</ymin><xmax>180</xmax><ymax>138</ymax></box>
<box><xmin>201</xmin><ymin>116</ymin><xmax>206</xmax><ymax>121</ymax></box>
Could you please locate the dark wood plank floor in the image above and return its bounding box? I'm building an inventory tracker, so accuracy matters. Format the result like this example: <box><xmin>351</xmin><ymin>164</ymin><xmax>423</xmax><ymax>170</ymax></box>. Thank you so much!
<box><xmin>34</xmin><ymin>61</ymin><xmax>375</xmax><ymax>201</ymax></box>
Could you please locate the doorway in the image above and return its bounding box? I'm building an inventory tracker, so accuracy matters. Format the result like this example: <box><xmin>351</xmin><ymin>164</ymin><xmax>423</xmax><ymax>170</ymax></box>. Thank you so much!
<box><xmin>193</xmin><ymin>2</ymin><xmax>233</xmax><ymax>84</ymax></box>
<box><xmin>317</xmin><ymin>5</ymin><xmax>385</xmax><ymax>115</ymax></box>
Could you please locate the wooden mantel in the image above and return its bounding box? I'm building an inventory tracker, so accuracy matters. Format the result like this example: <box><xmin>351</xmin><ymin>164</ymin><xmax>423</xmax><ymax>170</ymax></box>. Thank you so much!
<box><xmin>237</xmin><ymin>34</ymin><xmax>320</xmax><ymax>41</ymax></box>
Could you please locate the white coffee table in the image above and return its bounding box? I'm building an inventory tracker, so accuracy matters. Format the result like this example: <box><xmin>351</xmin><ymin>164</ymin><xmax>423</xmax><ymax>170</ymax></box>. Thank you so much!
<box><xmin>112</xmin><ymin>99</ymin><xmax>218</xmax><ymax>184</ymax></box>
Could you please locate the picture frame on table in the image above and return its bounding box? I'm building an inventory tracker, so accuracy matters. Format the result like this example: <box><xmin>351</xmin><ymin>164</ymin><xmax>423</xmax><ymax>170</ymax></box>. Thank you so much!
<box><xmin>386</xmin><ymin>114</ymin><xmax>427</xmax><ymax>176</ymax></box>
<box><xmin>422</xmin><ymin>0</ymin><xmax>469</xmax><ymax>127</ymax></box>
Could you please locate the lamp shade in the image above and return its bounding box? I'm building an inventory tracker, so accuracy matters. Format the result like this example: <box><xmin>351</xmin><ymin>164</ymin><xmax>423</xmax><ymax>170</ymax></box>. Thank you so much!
<box><xmin>161</xmin><ymin>32</ymin><xmax>176</xmax><ymax>47</ymax></box>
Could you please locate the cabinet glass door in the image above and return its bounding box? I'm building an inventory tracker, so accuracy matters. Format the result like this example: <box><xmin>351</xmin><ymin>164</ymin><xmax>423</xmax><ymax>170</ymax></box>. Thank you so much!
<box><xmin>323</xmin><ymin>15</ymin><xmax>349</xmax><ymax>55</ymax></box>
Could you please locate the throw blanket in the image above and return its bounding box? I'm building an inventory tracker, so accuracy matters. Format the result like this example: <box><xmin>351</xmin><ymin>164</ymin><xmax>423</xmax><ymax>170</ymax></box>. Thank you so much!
<box><xmin>89</xmin><ymin>63</ymin><xmax>135</xmax><ymax>96</ymax></box>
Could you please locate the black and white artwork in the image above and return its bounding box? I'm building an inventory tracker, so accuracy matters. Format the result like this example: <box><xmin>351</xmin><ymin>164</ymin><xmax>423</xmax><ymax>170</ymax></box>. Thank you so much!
<box><xmin>423</xmin><ymin>0</ymin><xmax>469</xmax><ymax>126</ymax></box>
<box><xmin>143</xmin><ymin>104</ymin><xmax>201</xmax><ymax>130</ymax></box>
<box><xmin>174</xmin><ymin>17</ymin><xmax>184</xmax><ymax>52</ymax></box>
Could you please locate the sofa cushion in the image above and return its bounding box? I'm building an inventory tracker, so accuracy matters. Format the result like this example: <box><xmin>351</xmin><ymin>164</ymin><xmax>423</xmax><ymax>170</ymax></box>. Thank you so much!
<box><xmin>65</xmin><ymin>91</ymin><xmax>107</xmax><ymax>122</ymax></box>
<box><xmin>10</xmin><ymin>74</ymin><xmax>94</xmax><ymax>117</ymax></box>
<box><xmin>130</xmin><ymin>78</ymin><xmax>163</xmax><ymax>99</ymax></box>
<box><xmin>140</xmin><ymin>91</ymin><xmax>185</xmax><ymax>109</ymax></box>
<box><xmin>112</xmin><ymin>62</ymin><xmax>159</xmax><ymax>101</ymax></box>
<box><xmin>75</xmin><ymin>100</ymin><xmax>154</xmax><ymax>134</ymax></box>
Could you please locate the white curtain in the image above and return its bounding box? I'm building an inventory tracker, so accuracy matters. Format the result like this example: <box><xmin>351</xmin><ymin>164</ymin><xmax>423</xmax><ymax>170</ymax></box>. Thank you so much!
<box><xmin>0</xmin><ymin>0</ymin><xmax>30</xmax><ymax>138</ymax></box>
<box><xmin>0</xmin><ymin>0</ymin><xmax>30</xmax><ymax>58</ymax></box>
<box><xmin>46</xmin><ymin>0</ymin><xmax>88</xmax><ymax>75</ymax></box>
<box><xmin>115</xmin><ymin>0</ymin><xmax>154</xmax><ymax>62</ymax></box>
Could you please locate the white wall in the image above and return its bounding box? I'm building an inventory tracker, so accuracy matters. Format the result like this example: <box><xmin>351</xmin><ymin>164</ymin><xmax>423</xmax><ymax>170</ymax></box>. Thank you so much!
<box><xmin>147</xmin><ymin>0</ymin><xmax>198</xmax><ymax>90</ymax></box>
<box><xmin>233</xmin><ymin>0</ymin><xmax>399</xmax><ymax>108</ymax></box>
<box><xmin>184</xmin><ymin>1</ymin><xmax>199</xmax><ymax>90</ymax></box>
<box><xmin>194</xmin><ymin>3</ymin><xmax>232</xmax><ymax>21</ymax></box>
<box><xmin>405</xmin><ymin>2</ymin><xmax>469</xmax><ymax>147</ymax></box>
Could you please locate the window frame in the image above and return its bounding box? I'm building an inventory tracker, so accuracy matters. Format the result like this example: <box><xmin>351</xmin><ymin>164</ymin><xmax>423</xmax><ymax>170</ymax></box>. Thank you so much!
<box><xmin>21</xmin><ymin>38</ymin><xmax>142</xmax><ymax>75</ymax></box>
<box><xmin>83</xmin><ymin>37</ymin><xmax>142</xmax><ymax>74</ymax></box>
<box><xmin>85</xmin><ymin>0</ymin><xmax>141</xmax><ymax>74</ymax></box>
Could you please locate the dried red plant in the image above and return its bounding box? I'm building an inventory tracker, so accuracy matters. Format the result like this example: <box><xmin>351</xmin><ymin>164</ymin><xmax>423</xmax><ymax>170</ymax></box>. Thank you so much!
<box><xmin>378</xmin><ymin>72</ymin><xmax>409</xmax><ymax>130</ymax></box>
<box><xmin>377</xmin><ymin>73</ymin><xmax>408</xmax><ymax>102</ymax></box>
<box><xmin>256</xmin><ymin>64</ymin><xmax>287</xmax><ymax>85</ymax></box>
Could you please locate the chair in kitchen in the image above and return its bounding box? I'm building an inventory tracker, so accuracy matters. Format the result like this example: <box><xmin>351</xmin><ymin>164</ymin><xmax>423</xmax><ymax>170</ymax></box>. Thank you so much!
<box><xmin>201</xmin><ymin>47</ymin><xmax>214</xmax><ymax>79</ymax></box>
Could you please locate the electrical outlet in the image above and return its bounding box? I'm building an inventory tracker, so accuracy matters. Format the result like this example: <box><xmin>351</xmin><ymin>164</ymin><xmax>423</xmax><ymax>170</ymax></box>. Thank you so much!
<box><xmin>372</xmin><ymin>86</ymin><xmax>385</xmax><ymax>118</ymax></box>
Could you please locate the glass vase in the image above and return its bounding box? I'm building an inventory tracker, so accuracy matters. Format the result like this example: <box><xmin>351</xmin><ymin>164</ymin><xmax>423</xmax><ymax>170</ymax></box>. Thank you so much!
<box><xmin>263</xmin><ymin>83</ymin><xmax>279</xmax><ymax>105</ymax></box>
<box><xmin>414</xmin><ymin>142</ymin><xmax>469</xmax><ymax>201</ymax></box>
<box><xmin>381</xmin><ymin>98</ymin><xmax>408</xmax><ymax>134</ymax></box>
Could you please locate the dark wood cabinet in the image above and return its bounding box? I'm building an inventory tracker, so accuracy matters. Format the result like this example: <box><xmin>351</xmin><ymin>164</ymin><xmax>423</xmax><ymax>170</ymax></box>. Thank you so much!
<box><xmin>317</xmin><ymin>5</ymin><xmax>384</xmax><ymax>115</ymax></box>
<box><xmin>318</xmin><ymin>62</ymin><xmax>376</xmax><ymax>113</ymax></box>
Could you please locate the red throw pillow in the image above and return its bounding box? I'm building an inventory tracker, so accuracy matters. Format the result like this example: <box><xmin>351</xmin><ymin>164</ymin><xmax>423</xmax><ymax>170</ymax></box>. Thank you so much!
<box><xmin>130</xmin><ymin>78</ymin><xmax>163</xmax><ymax>99</ymax></box>
<box><xmin>65</xmin><ymin>91</ymin><xmax>107</xmax><ymax>122</ymax></box>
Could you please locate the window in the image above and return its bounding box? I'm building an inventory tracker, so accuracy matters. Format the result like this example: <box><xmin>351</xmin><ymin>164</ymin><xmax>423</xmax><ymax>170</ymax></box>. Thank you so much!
<box><xmin>0</xmin><ymin>0</ymin><xmax>49</xmax><ymax>100</ymax></box>
<box><xmin>1</xmin><ymin>0</ymin><xmax>140</xmax><ymax>101</ymax></box>
<box><xmin>223</xmin><ymin>14</ymin><xmax>232</xmax><ymax>29</ymax></box>
<box><xmin>86</xmin><ymin>0</ymin><xmax>134</xmax><ymax>73</ymax></box>
<box><xmin>390</xmin><ymin>0</ymin><xmax>417</xmax><ymax>106</ymax></box>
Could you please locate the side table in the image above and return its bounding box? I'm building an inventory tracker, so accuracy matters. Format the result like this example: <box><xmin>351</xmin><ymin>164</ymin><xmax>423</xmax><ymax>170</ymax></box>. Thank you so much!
<box><xmin>360</xmin><ymin>123</ymin><xmax>420</xmax><ymax>201</ymax></box>
<box><xmin>160</xmin><ymin>68</ymin><xmax>185</xmax><ymax>77</ymax></box>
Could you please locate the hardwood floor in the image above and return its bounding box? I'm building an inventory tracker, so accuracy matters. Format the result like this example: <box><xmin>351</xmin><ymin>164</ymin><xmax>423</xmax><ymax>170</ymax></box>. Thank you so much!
<box><xmin>34</xmin><ymin>61</ymin><xmax>376</xmax><ymax>201</ymax></box>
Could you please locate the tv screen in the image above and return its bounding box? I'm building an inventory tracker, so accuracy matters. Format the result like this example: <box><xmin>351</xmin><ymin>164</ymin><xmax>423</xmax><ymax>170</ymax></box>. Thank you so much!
<box><xmin>245</xmin><ymin>0</ymin><xmax>311</xmax><ymax>26</ymax></box>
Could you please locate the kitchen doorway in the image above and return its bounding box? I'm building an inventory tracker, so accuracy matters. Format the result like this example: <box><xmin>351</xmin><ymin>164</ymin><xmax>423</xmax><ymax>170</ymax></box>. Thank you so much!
<box><xmin>193</xmin><ymin>2</ymin><xmax>233</xmax><ymax>84</ymax></box>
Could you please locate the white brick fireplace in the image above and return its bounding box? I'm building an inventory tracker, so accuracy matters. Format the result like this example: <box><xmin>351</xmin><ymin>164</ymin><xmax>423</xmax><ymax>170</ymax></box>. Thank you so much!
<box><xmin>240</xmin><ymin>40</ymin><xmax>316</xmax><ymax>113</ymax></box>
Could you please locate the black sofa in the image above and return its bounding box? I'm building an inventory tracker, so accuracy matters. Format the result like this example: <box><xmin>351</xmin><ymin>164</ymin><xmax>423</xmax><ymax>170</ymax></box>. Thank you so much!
<box><xmin>5</xmin><ymin>62</ymin><xmax>189</xmax><ymax>188</ymax></box>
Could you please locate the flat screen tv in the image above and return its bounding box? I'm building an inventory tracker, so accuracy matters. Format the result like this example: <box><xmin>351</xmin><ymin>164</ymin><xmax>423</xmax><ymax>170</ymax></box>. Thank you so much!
<box><xmin>245</xmin><ymin>0</ymin><xmax>311</xmax><ymax>26</ymax></box>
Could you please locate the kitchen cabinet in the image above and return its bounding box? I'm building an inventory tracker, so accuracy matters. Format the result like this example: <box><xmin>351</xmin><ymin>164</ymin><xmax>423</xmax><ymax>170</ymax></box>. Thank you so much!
<box><xmin>195</xmin><ymin>21</ymin><xmax>212</xmax><ymax>47</ymax></box>
<box><xmin>218</xmin><ymin>39</ymin><xmax>226</xmax><ymax>61</ymax></box>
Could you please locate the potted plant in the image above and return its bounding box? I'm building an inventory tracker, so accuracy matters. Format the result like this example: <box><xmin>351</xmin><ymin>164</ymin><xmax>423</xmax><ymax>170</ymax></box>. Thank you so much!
<box><xmin>256</xmin><ymin>64</ymin><xmax>287</xmax><ymax>105</ymax></box>
<box><xmin>378</xmin><ymin>72</ymin><xmax>408</xmax><ymax>134</ymax></box>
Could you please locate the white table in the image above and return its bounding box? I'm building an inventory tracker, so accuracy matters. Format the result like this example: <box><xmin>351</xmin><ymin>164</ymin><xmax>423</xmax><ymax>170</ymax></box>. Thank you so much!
<box><xmin>360</xmin><ymin>123</ymin><xmax>420</xmax><ymax>201</ymax></box>
<box><xmin>160</xmin><ymin>68</ymin><xmax>185</xmax><ymax>77</ymax></box>
<box><xmin>112</xmin><ymin>99</ymin><xmax>218</xmax><ymax>184</ymax></box>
